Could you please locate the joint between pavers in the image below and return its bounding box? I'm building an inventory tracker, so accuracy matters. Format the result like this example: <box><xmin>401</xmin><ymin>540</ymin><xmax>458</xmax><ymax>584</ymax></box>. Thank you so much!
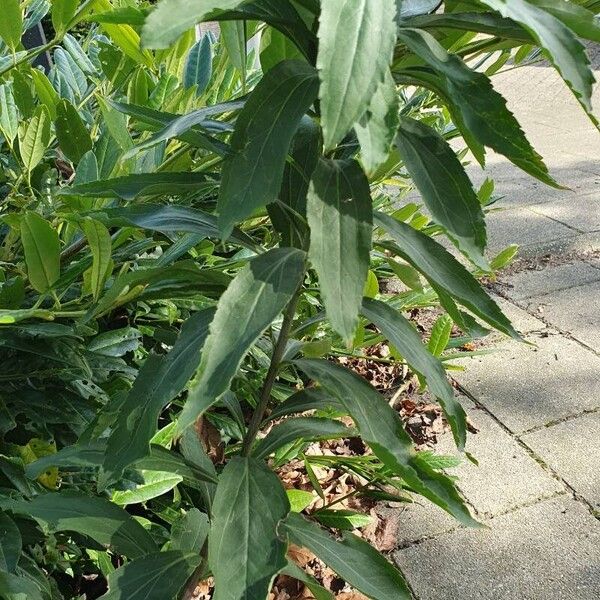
<box><xmin>517</xmin><ymin>405</ymin><xmax>600</xmax><ymax>437</ymax></box>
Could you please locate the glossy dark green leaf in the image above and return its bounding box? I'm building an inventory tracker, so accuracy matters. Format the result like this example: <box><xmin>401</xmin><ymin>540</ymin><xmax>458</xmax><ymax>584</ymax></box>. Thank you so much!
<box><xmin>178</xmin><ymin>248</ymin><xmax>306</xmax><ymax>433</ymax></box>
<box><xmin>208</xmin><ymin>457</ymin><xmax>290</xmax><ymax>600</ymax></box>
<box><xmin>355</xmin><ymin>68</ymin><xmax>400</xmax><ymax>175</ymax></box>
<box><xmin>396</xmin><ymin>28</ymin><xmax>557</xmax><ymax>184</ymax></box>
<box><xmin>307</xmin><ymin>159</ymin><xmax>373</xmax><ymax>343</ymax></box>
<box><xmin>89</xmin><ymin>204</ymin><xmax>256</xmax><ymax>248</ymax></box>
<box><xmin>103</xmin><ymin>309</ymin><xmax>215</xmax><ymax>480</ymax></box>
<box><xmin>396</xmin><ymin>116</ymin><xmax>487</xmax><ymax>268</ymax></box>
<box><xmin>283</xmin><ymin>512</ymin><xmax>411</xmax><ymax>600</ymax></box>
<box><xmin>55</xmin><ymin>99</ymin><xmax>93</xmax><ymax>164</ymax></box>
<box><xmin>18</xmin><ymin>105</ymin><xmax>51</xmax><ymax>173</ymax></box>
<box><xmin>8</xmin><ymin>492</ymin><xmax>157</xmax><ymax>558</ymax></box>
<box><xmin>295</xmin><ymin>359</ymin><xmax>478</xmax><ymax>525</ymax></box>
<box><xmin>267</xmin><ymin>388</ymin><xmax>345</xmax><ymax>422</ymax></box>
<box><xmin>361</xmin><ymin>298</ymin><xmax>467</xmax><ymax>450</ymax></box>
<box><xmin>171</xmin><ymin>508</ymin><xmax>209</xmax><ymax>554</ymax></box>
<box><xmin>375</xmin><ymin>212</ymin><xmax>518</xmax><ymax>339</ymax></box>
<box><xmin>20</xmin><ymin>212</ymin><xmax>60</xmax><ymax>294</ymax></box>
<box><xmin>318</xmin><ymin>0</ymin><xmax>397</xmax><ymax>150</ymax></box>
<box><xmin>480</xmin><ymin>0</ymin><xmax>596</xmax><ymax>115</ymax></box>
<box><xmin>254</xmin><ymin>417</ymin><xmax>354</xmax><ymax>459</ymax></box>
<box><xmin>218</xmin><ymin>60</ymin><xmax>318</xmax><ymax>238</ymax></box>
<box><xmin>82</xmin><ymin>217</ymin><xmax>112</xmax><ymax>301</ymax></box>
<box><xmin>60</xmin><ymin>172</ymin><xmax>211</xmax><ymax>201</ymax></box>
<box><xmin>184</xmin><ymin>35</ymin><xmax>213</xmax><ymax>94</ymax></box>
<box><xmin>98</xmin><ymin>551</ymin><xmax>201</xmax><ymax>600</ymax></box>
<box><xmin>0</xmin><ymin>512</ymin><xmax>21</xmax><ymax>573</ymax></box>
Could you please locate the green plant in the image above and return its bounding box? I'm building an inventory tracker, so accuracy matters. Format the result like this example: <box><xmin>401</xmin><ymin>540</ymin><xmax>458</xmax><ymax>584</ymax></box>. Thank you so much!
<box><xmin>0</xmin><ymin>0</ymin><xmax>598</xmax><ymax>599</ymax></box>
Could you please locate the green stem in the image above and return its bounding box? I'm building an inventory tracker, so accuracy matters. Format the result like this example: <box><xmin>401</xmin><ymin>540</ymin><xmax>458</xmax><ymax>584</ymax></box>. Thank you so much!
<box><xmin>0</xmin><ymin>39</ymin><xmax>59</xmax><ymax>78</ymax></box>
<box><xmin>241</xmin><ymin>285</ymin><xmax>303</xmax><ymax>456</ymax></box>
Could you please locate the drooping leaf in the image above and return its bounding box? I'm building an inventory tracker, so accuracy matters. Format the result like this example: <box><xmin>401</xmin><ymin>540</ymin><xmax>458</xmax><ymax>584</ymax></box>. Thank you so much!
<box><xmin>375</xmin><ymin>212</ymin><xmax>519</xmax><ymax>339</ymax></box>
<box><xmin>530</xmin><ymin>0</ymin><xmax>600</xmax><ymax>43</ymax></box>
<box><xmin>98</xmin><ymin>551</ymin><xmax>201</xmax><ymax>600</ymax></box>
<box><xmin>396</xmin><ymin>28</ymin><xmax>557</xmax><ymax>183</ymax></box>
<box><xmin>142</xmin><ymin>0</ymin><xmax>243</xmax><ymax>49</ymax></box>
<box><xmin>317</xmin><ymin>0</ymin><xmax>397</xmax><ymax>150</ymax></box>
<box><xmin>0</xmin><ymin>0</ymin><xmax>23</xmax><ymax>51</ymax></box>
<box><xmin>18</xmin><ymin>105</ymin><xmax>51</xmax><ymax>173</ymax></box>
<box><xmin>218</xmin><ymin>60</ymin><xmax>319</xmax><ymax>238</ymax></box>
<box><xmin>20</xmin><ymin>213</ymin><xmax>60</xmax><ymax>294</ymax></box>
<box><xmin>295</xmin><ymin>359</ymin><xmax>478</xmax><ymax>525</ymax></box>
<box><xmin>361</xmin><ymin>298</ymin><xmax>467</xmax><ymax>450</ymax></box>
<box><xmin>0</xmin><ymin>512</ymin><xmax>21</xmax><ymax>573</ymax></box>
<box><xmin>283</xmin><ymin>512</ymin><xmax>411</xmax><ymax>600</ymax></box>
<box><xmin>7</xmin><ymin>493</ymin><xmax>157</xmax><ymax>558</ymax></box>
<box><xmin>208</xmin><ymin>457</ymin><xmax>290</xmax><ymax>600</ymax></box>
<box><xmin>184</xmin><ymin>35</ymin><xmax>213</xmax><ymax>95</ymax></box>
<box><xmin>355</xmin><ymin>68</ymin><xmax>400</xmax><ymax>175</ymax></box>
<box><xmin>60</xmin><ymin>172</ymin><xmax>212</xmax><ymax>201</ymax></box>
<box><xmin>103</xmin><ymin>309</ymin><xmax>215</xmax><ymax>480</ymax></box>
<box><xmin>177</xmin><ymin>248</ymin><xmax>306</xmax><ymax>433</ymax></box>
<box><xmin>253</xmin><ymin>417</ymin><xmax>354</xmax><ymax>459</ymax></box>
<box><xmin>82</xmin><ymin>218</ymin><xmax>112</xmax><ymax>301</ymax></box>
<box><xmin>395</xmin><ymin>116</ymin><xmax>487</xmax><ymax>268</ymax></box>
<box><xmin>306</xmin><ymin>158</ymin><xmax>373</xmax><ymax>343</ymax></box>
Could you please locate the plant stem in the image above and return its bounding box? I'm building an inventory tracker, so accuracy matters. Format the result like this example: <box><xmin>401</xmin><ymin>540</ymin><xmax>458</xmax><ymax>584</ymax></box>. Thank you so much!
<box><xmin>0</xmin><ymin>39</ymin><xmax>59</xmax><ymax>78</ymax></box>
<box><xmin>241</xmin><ymin>286</ymin><xmax>303</xmax><ymax>456</ymax></box>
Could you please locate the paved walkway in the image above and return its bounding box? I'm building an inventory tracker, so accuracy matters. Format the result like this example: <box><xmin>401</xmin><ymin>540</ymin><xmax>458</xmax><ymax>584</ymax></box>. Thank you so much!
<box><xmin>393</xmin><ymin>57</ymin><xmax>600</xmax><ymax>598</ymax></box>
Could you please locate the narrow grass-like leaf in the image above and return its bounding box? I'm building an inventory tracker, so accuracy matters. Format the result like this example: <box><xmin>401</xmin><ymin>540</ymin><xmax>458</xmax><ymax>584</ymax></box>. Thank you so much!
<box><xmin>178</xmin><ymin>248</ymin><xmax>306</xmax><ymax>432</ymax></box>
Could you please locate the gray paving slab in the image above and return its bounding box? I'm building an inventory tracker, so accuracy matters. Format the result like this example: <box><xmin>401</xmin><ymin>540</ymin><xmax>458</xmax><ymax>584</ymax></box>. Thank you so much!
<box><xmin>434</xmin><ymin>401</ymin><xmax>562</xmax><ymax>517</ymax></box>
<box><xmin>393</xmin><ymin>500</ymin><xmax>462</xmax><ymax>548</ymax></box>
<box><xmin>485</xmin><ymin>207</ymin><xmax>576</xmax><ymax>254</ymax></box>
<box><xmin>454</xmin><ymin>332</ymin><xmax>600</xmax><ymax>433</ymax></box>
<box><xmin>529</xmin><ymin>192</ymin><xmax>600</xmax><ymax>233</ymax></box>
<box><xmin>524</xmin><ymin>280</ymin><xmax>600</xmax><ymax>352</ymax></box>
<box><xmin>395</xmin><ymin>495</ymin><xmax>600</xmax><ymax>600</ymax></box>
<box><xmin>490</xmin><ymin>294</ymin><xmax>548</xmax><ymax>333</ymax></box>
<box><xmin>522</xmin><ymin>412</ymin><xmax>600</xmax><ymax>509</ymax></box>
<box><xmin>500</xmin><ymin>261</ymin><xmax>600</xmax><ymax>300</ymax></box>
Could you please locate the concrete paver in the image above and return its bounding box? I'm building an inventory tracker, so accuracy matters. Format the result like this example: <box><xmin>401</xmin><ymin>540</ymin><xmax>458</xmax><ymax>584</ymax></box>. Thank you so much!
<box><xmin>529</xmin><ymin>193</ymin><xmax>600</xmax><ymax>233</ymax></box>
<box><xmin>490</xmin><ymin>294</ymin><xmax>547</xmax><ymax>333</ymax></box>
<box><xmin>522</xmin><ymin>412</ymin><xmax>600</xmax><ymax>509</ymax></box>
<box><xmin>395</xmin><ymin>496</ymin><xmax>600</xmax><ymax>600</ymax></box>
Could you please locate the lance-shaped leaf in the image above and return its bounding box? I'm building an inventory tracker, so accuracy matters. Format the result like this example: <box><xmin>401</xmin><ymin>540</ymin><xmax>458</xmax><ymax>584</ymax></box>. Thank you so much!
<box><xmin>208</xmin><ymin>457</ymin><xmax>290</xmax><ymax>600</ymax></box>
<box><xmin>20</xmin><ymin>213</ymin><xmax>60</xmax><ymax>294</ymax></box>
<box><xmin>375</xmin><ymin>212</ymin><xmax>519</xmax><ymax>339</ymax></box>
<box><xmin>318</xmin><ymin>0</ymin><xmax>397</xmax><ymax>150</ymax></box>
<box><xmin>0</xmin><ymin>83</ymin><xmax>19</xmax><ymax>144</ymax></box>
<box><xmin>395</xmin><ymin>117</ymin><xmax>487</xmax><ymax>269</ymax></box>
<box><xmin>530</xmin><ymin>0</ymin><xmax>600</xmax><ymax>43</ymax></box>
<box><xmin>177</xmin><ymin>248</ymin><xmax>306</xmax><ymax>432</ymax></box>
<box><xmin>103</xmin><ymin>309</ymin><xmax>215</xmax><ymax>481</ymax></box>
<box><xmin>7</xmin><ymin>492</ymin><xmax>157</xmax><ymax>558</ymax></box>
<box><xmin>59</xmin><ymin>172</ymin><xmax>212</xmax><ymax>201</ymax></box>
<box><xmin>0</xmin><ymin>0</ymin><xmax>22</xmax><ymax>51</ymax></box>
<box><xmin>355</xmin><ymin>68</ymin><xmax>400</xmax><ymax>175</ymax></box>
<box><xmin>480</xmin><ymin>0</ymin><xmax>596</xmax><ymax>116</ymax></box>
<box><xmin>56</xmin><ymin>99</ymin><xmax>92</xmax><ymax>164</ymax></box>
<box><xmin>0</xmin><ymin>512</ymin><xmax>21</xmax><ymax>573</ymax></box>
<box><xmin>295</xmin><ymin>359</ymin><xmax>478</xmax><ymax>526</ymax></box>
<box><xmin>283</xmin><ymin>513</ymin><xmax>411</xmax><ymax>600</ymax></box>
<box><xmin>218</xmin><ymin>60</ymin><xmax>319</xmax><ymax>238</ymax></box>
<box><xmin>307</xmin><ymin>159</ymin><xmax>373</xmax><ymax>343</ymax></box>
<box><xmin>254</xmin><ymin>417</ymin><xmax>354</xmax><ymax>459</ymax></box>
<box><xmin>82</xmin><ymin>218</ymin><xmax>112</xmax><ymax>301</ymax></box>
<box><xmin>282</xmin><ymin>562</ymin><xmax>334</xmax><ymax>600</ymax></box>
<box><xmin>19</xmin><ymin>105</ymin><xmax>51</xmax><ymax>173</ymax></box>
<box><xmin>99</xmin><ymin>551</ymin><xmax>201</xmax><ymax>600</ymax></box>
<box><xmin>184</xmin><ymin>35</ymin><xmax>213</xmax><ymax>94</ymax></box>
<box><xmin>396</xmin><ymin>28</ymin><xmax>557</xmax><ymax>184</ymax></box>
<box><xmin>361</xmin><ymin>298</ymin><xmax>467</xmax><ymax>450</ymax></box>
<box><xmin>142</xmin><ymin>0</ymin><xmax>243</xmax><ymax>48</ymax></box>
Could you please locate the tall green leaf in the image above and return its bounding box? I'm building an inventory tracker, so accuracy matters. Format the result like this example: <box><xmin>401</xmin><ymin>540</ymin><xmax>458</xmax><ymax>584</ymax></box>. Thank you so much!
<box><xmin>283</xmin><ymin>513</ymin><xmax>411</xmax><ymax>600</ymax></box>
<box><xmin>295</xmin><ymin>359</ymin><xmax>478</xmax><ymax>525</ymax></box>
<box><xmin>18</xmin><ymin>105</ymin><xmax>51</xmax><ymax>173</ymax></box>
<box><xmin>0</xmin><ymin>84</ymin><xmax>19</xmax><ymax>145</ymax></box>
<box><xmin>307</xmin><ymin>159</ymin><xmax>373</xmax><ymax>343</ymax></box>
<box><xmin>82</xmin><ymin>218</ymin><xmax>112</xmax><ymax>301</ymax></box>
<box><xmin>99</xmin><ymin>551</ymin><xmax>201</xmax><ymax>600</ymax></box>
<box><xmin>0</xmin><ymin>513</ymin><xmax>21</xmax><ymax>573</ymax></box>
<box><xmin>480</xmin><ymin>0</ymin><xmax>596</xmax><ymax>115</ymax></box>
<box><xmin>103</xmin><ymin>309</ymin><xmax>215</xmax><ymax>480</ymax></box>
<box><xmin>396</xmin><ymin>116</ymin><xmax>487</xmax><ymax>268</ymax></box>
<box><xmin>184</xmin><ymin>35</ymin><xmax>213</xmax><ymax>95</ymax></box>
<box><xmin>7</xmin><ymin>493</ymin><xmax>157</xmax><ymax>558</ymax></box>
<box><xmin>375</xmin><ymin>212</ymin><xmax>519</xmax><ymax>339</ymax></box>
<box><xmin>218</xmin><ymin>60</ymin><xmax>319</xmax><ymax>238</ymax></box>
<box><xmin>178</xmin><ymin>248</ymin><xmax>306</xmax><ymax>433</ymax></box>
<box><xmin>361</xmin><ymin>298</ymin><xmax>467</xmax><ymax>450</ymax></box>
<box><xmin>208</xmin><ymin>457</ymin><xmax>290</xmax><ymax>600</ymax></box>
<box><xmin>52</xmin><ymin>0</ymin><xmax>79</xmax><ymax>35</ymax></box>
<box><xmin>0</xmin><ymin>0</ymin><xmax>23</xmax><ymax>51</ymax></box>
<box><xmin>55</xmin><ymin>99</ymin><xmax>93</xmax><ymax>164</ymax></box>
<box><xmin>20</xmin><ymin>213</ymin><xmax>60</xmax><ymax>294</ymax></box>
<box><xmin>317</xmin><ymin>0</ymin><xmax>397</xmax><ymax>150</ymax></box>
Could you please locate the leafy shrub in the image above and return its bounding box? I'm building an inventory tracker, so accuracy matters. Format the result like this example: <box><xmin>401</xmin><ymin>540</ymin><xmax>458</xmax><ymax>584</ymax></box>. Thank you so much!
<box><xmin>0</xmin><ymin>0</ymin><xmax>597</xmax><ymax>599</ymax></box>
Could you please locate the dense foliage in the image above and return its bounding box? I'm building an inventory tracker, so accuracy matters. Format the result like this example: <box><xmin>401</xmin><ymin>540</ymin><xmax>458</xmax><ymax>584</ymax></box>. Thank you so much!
<box><xmin>0</xmin><ymin>0</ymin><xmax>598</xmax><ymax>598</ymax></box>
